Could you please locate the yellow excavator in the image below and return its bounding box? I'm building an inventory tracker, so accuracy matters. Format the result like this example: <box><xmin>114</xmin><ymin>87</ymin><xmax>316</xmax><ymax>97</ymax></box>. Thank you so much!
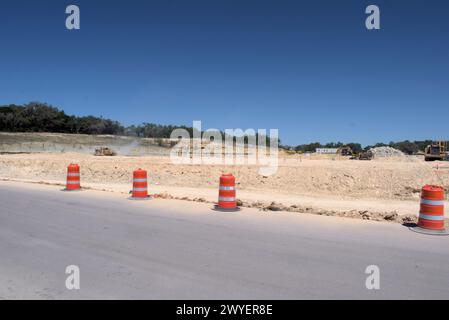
<box><xmin>424</xmin><ymin>141</ymin><xmax>448</xmax><ymax>161</ymax></box>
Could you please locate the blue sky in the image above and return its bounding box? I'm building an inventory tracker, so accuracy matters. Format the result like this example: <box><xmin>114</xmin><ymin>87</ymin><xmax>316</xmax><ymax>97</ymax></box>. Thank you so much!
<box><xmin>0</xmin><ymin>0</ymin><xmax>448</xmax><ymax>146</ymax></box>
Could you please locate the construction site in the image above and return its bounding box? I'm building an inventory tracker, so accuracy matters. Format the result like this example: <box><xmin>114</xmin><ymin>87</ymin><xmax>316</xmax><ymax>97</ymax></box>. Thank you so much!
<box><xmin>2</xmin><ymin>0</ymin><xmax>449</xmax><ymax>303</ymax></box>
<box><xmin>0</xmin><ymin>132</ymin><xmax>448</xmax><ymax>226</ymax></box>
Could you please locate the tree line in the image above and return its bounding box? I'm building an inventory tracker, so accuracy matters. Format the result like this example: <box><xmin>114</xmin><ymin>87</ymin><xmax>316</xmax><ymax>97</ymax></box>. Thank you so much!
<box><xmin>285</xmin><ymin>140</ymin><xmax>434</xmax><ymax>155</ymax></box>
<box><xmin>0</xmin><ymin>103</ymin><xmax>124</xmax><ymax>135</ymax></box>
<box><xmin>0</xmin><ymin>102</ymin><xmax>437</xmax><ymax>154</ymax></box>
<box><xmin>0</xmin><ymin>102</ymin><xmax>277</xmax><ymax>145</ymax></box>
<box><xmin>290</xmin><ymin>142</ymin><xmax>363</xmax><ymax>153</ymax></box>
<box><xmin>0</xmin><ymin>102</ymin><xmax>195</xmax><ymax>138</ymax></box>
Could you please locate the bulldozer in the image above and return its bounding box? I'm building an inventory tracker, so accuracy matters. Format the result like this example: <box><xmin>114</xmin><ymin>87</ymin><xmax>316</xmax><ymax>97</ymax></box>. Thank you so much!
<box><xmin>424</xmin><ymin>141</ymin><xmax>448</xmax><ymax>161</ymax></box>
<box><xmin>358</xmin><ymin>150</ymin><xmax>374</xmax><ymax>160</ymax></box>
<box><xmin>337</xmin><ymin>146</ymin><xmax>353</xmax><ymax>157</ymax></box>
<box><xmin>350</xmin><ymin>150</ymin><xmax>373</xmax><ymax>161</ymax></box>
<box><xmin>94</xmin><ymin>147</ymin><xmax>117</xmax><ymax>156</ymax></box>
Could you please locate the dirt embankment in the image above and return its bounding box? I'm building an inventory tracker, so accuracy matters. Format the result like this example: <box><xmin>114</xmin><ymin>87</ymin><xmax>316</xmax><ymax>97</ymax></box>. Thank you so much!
<box><xmin>1</xmin><ymin>132</ymin><xmax>448</xmax><ymax>224</ymax></box>
<box><xmin>0</xmin><ymin>151</ymin><xmax>448</xmax><ymax>225</ymax></box>
<box><xmin>0</xmin><ymin>152</ymin><xmax>447</xmax><ymax>199</ymax></box>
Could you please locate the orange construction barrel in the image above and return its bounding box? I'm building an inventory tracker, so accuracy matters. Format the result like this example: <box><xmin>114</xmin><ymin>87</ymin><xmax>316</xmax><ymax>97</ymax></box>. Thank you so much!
<box><xmin>131</xmin><ymin>168</ymin><xmax>149</xmax><ymax>199</ymax></box>
<box><xmin>214</xmin><ymin>173</ymin><xmax>240</xmax><ymax>212</ymax></box>
<box><xmin>65</xmin><ymin>164</ymin><xmax>81</xmax><ymax>191</ymax></box>
<box><xmin>411</xmin><ymin>185</ymin><xmax>448</xmax><ymax>235</ymax></box>
<box><xmin>418</xmin><ymin>185</ymin><xmax>445</xmax><ymax>230</ymax></box>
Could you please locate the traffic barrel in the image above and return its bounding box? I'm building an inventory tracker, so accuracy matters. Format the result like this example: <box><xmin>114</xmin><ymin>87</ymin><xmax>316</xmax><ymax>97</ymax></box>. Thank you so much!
<box><xmin>130</xmin><ymin>168</ymin><xmax>150</xmax><ymax>200</ymax></box>
<box><xmin>64</xmin><ymin>163</ymin><xmax>81</xmax><ymax>191</ymax></box>
<box><xmin>411</xmin><ymin>185</ymin><xmax>448</xmax><ymax>235</ymax></box>
<box><xmin>213</xmin><ymin>173</ymin><xmax>240</xmax><ymax>212</ymax></box>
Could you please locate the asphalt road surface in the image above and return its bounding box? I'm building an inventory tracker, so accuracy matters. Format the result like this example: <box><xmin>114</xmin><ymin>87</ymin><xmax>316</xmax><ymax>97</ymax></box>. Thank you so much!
<box><xmin>1</xmin><ymin>181</ymin><xmax>448</xmax><ymax>299</ymax></box>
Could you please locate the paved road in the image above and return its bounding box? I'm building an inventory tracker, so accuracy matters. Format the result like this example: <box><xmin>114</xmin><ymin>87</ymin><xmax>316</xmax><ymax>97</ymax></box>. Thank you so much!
<box><xmin>1</xmin><ymin>181</ymin><xmax>449</xmax><ymax>299</ymax></box>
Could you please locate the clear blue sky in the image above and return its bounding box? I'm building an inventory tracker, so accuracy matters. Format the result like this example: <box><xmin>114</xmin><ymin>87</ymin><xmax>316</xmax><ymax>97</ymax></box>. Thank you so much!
<box><xmin>0</xmin><ymin>0</ymin><xmax>448</xmax><ymax>146</ymax></box>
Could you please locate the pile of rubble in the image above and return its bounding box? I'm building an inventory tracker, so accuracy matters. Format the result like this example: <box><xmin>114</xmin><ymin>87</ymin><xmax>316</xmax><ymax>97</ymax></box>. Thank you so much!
<box><xmin>368</xmin><ymin>146</ymin><xmax>404</xmax><ymax>158</ymax></box>
<box><xmin>152</xmin><ymin>194</ymin><xmax>421</xmax><ymax>224</ymax></box>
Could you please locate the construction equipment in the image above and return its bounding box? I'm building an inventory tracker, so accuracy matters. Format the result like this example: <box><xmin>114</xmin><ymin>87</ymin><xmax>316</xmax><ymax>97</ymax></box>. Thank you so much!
<box><xmin>337</xmin><ymin>146</ymin><xmax>353</xmax><ymax>156</ymax></box>
<box><xmin>94</xmin><ymin>147</ymin><xmax>117</xmax><ymax>156</ymax></box>
<box><xmin>358</xmin><ymin>150</ymin><xmax>373</xmax><ymax>160</ymax></box>
<box><xmin>350</xmin><ymin>150</ymin><xmax>373</xmax><ymax>161</ymax></box>
<box><xmin>424</xmin><ymin>141</ymin><xmax>448</xmax><ymax>161</ymax></box>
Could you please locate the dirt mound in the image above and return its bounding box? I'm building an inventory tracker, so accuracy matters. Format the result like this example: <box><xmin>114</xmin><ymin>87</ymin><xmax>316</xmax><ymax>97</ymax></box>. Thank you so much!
<box><xmin>369</xmin><ymin>146</ymin><xmax>404</xmax><ymax>158</ymax></box>
<box><xmin>0</xmin><ymin>152</ymin><xmax>446</xmax><ymax>202</ymax></box>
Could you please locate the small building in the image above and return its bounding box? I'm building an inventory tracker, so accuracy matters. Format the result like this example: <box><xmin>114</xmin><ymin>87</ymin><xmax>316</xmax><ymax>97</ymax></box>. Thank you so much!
<box><xmin>315</xmin><ymin>148</ymin><xmax>338</xmax><ymax>154</ymax></box>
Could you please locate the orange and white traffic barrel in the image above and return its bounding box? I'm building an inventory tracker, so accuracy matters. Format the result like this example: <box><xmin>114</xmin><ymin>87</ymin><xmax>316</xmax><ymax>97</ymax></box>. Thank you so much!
<box><xmin>213</xmin><ymin>173</ymin><xmax>240</xmax><ymax>212</ymax></box>
<box><xmin>411</xmin><ymin>185</ymin><xmax>448</xmax><ymax>235</ymax></box>
<box><xmin>64</xmin><ymin>163</ymin><xmax>81</xmax><ymax>191</ymax></box>
<box><xmin>130</xmin><ymin>168</ymin><xmax>151</xmax><ymax>200</ymax></box>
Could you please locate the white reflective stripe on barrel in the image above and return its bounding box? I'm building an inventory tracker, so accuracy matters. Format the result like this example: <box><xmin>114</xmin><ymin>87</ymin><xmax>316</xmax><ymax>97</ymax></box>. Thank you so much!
<box><xmin>419</xmin><ymin>214</ymin><xmax>445</xmax><ymax>221</ymax></box>
<box><xmin>219</xmin><ymin>186</ymin><xmax>235</xmax><ymax>191</ymax></box>
<box><xmin>420</xmin><ymin>199</ymin><xmax>445</xmax><ymax>206</ymax></box>
<box><xmin>133</xmin><ymin>188</ymin><xmax>147</xmax><ymax>192</ymax></box>
<box><xmin>67</xmin><ymin>173</ymin><xmax>80</xmax><ymax>177</ymax></box>
<box><xmin>66</xmin><ymin>181</ymin><xmax>80</xmax><ymax>185</ymax></box>
<box><xmin>219</xmin><ymin>197</ymin><xmax>236</xmax><ymax>202</ymax></box>
<box><xmin>133</xmin><ymin>179</ymin><xmax>147</xmax><ymax>183</ymax></box>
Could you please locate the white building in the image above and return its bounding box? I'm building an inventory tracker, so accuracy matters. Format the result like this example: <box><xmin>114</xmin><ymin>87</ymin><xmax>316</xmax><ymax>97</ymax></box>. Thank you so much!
<box><xmin>315</xmin><ymin>148</ymin><xmax>338</xmax><ymax>154</ymax></box>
